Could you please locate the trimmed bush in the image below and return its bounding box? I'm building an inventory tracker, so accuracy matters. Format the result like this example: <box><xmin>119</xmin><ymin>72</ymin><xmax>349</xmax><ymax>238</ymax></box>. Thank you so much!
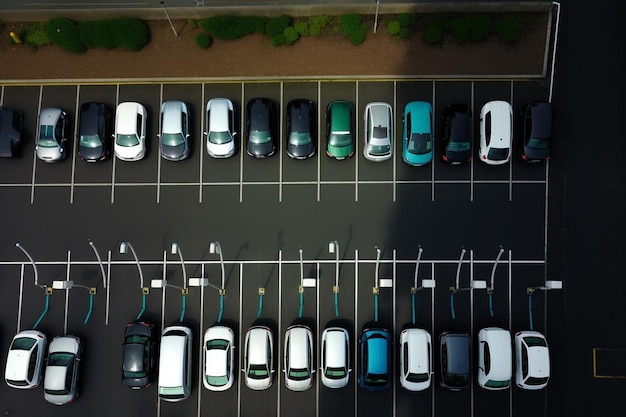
<box><xmin>493</xmin><ymin>15</ymin><xmax>521</xmax><ymax>44</ymax></box>
<box><xmin>79</xmin><ymin>20</ymin><xmax>116</xmax><ymax>49</ymax></box>
<box><xmin>339</xmin><ymin>14</ymin><xmax>367</xmax><ymax>45</ymax></box>
<box><xmin>450</xmin><ymin>15</ymin><xmax>471</xmax><ymax>45</ymax></box>
<box><xmin>200</xmin><ymin>15</ymin><xmax>259</xmax><ymax>40</ymax></box>
<box><xmin>387</xmin><ymin>21</ymin><xmax>401</xmax><ymax>36</ymax></box>
<box><xmin>45</xmin><ymin>18</ymin><xmax>86</xmax><ymax>53</ymax></box>
<box><xmin>266</xmin><ymin>14</ymin><xmax>292</xmax><ymax>37</ymax></box>
<box><xmin>309</xmin><ymin>15</ymin><xmax>331</xmax><ymax>37</ymax></box>
<box><xmin>23</xmin><ymin>22</ymin><xmax>51</xmax><ymax>48</ymax></box>
<box><xmin>294</xmin><ymin>22</ymin><xmax>309</xmax><ymax>36</ymax></box>
<box><xmin>283</xmin><ymin>26</ymin><xmax>299</xmax><ymax>45</ymax></box>
<box><xmin>398</xmin><ymin>27</ymin><xmax>411</xmax><ymax>39</ymax></box>
<box><xmin>195</xmin><ymin>32</ymin><xmax>212</xmax><ymax>49</ymax></box>
<box><xmin>422</xmin><ymin>25</ymin><xmax>443</xmax><ymax>45</ymax></box>
<box><xmin>397</xmin><ymin>13</ymin><xmax>416</xmax><ymax>27</ymax></box>
<box><xmin>271</xmin><ymin>33</ymin><xmax>286</xmax><ymax>46</ymax></box>
<box><xmin>466</xmin><ymin>13</ymin><xmax>491</xmax><ymax>42</ymax></box>
<box><xmin>111</xmin><ymin>18</ymin><xmax>150</xmax><ymax>51</ymax></box>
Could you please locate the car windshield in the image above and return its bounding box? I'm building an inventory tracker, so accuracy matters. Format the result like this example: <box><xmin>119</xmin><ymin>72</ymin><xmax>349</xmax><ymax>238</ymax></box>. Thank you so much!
<box><xmin>207</xmin><ymin>374</ymin><xmax>229</xmax><ymax>387</ymax></box>
<box><xmin>79</xmin><ymin>134</ymin><xmax>102</xmax><ymax>148</ymax></box>
<box><xmin>527</xmin><ymin>137</ymin><xmax>549</xmax><ymax>149</ymax></box>
<box><xmin>38</xmin><ymin>125</ymin><xmax>58</xmax><ymax>147</ymax></box>
<box><xmin>288</xmin><ymin>367</ymin><xmax>310</xmax><ymax>380</ymax></box>
<box><xmin>487</xmin><ymin>147</ymin><xmax>509</xmax><ymax>161</ymax></box>
<box><xmin>329</xmin><ymin>133</ymin><xmax>352</xmax><ymax>147</ymax></box>
<box><xmin>249</xmin><ymin>130</ymin><xmax>272</xmax><ymax>144</ymax></box>
<box><xmin>209</xmin><ymin>131</ymin><xmax>232</xmax><ymax>145</ymax></box>
<box><xmin>325</xmin><ymin>366</ymin><xmax>346</xmax><ymax>379</ymax></box>
<box><xmin>525</xmin><ymin>376</ymin><xmax>549</xmax><ymax>386</ymax></box>
<box><xmin>365</xmin><ymin>373</ymin><xmax>388</xmax><ymax>386</ymax></box>
<box><xmin>447</xmin><ymin>141</ymin><xmax>471</xmax><ymax>152</ymax></box>
<box><xmin>11</xmin><ymin>337</ymin><xmax>36</xmax><ymax>350</ymax></box>
<box><xmin>406</xmin><ymin>372</ymin><xmax>429</xmax><ymax>383</ymax></box>
<box><xmin>290</xmin><ymin>132</ymin><xmax>312</xmax><ymax>145</ymax></box>
<box><xmin>407</xmin><ymin>133</ymin><xmax>431</xmax><ymax>155</ymax></box>
<box><xmin>523</xmin><ymin>336</ymin><xmax>547</xmax><ymax>347</ymax></box>
<box><xmin>159</xmin><ymin>387</ymin><xmax>185</xmax><ymax>399</ymax></box>
<box><xmin>161</xmin><ymin>132</ymin><xmax>185</xmax><ymax>146</ymax></box>
<box><xmin>485</xmin><ymin>379</ymin><xmax>509</xmax><ymax>389</ymax></box>
<box><xmin>444</xmin><ymin>373</ymin><xmax>468</xmax><ymax>386</ymax></box>
<box><xmin>368</xmin><ymin>143</ymin><xmax>390</xmax><ymax>156</ymax></box>
<box><xmin>116</xmin><ymin>133</ymin><xmax>139</xmax><ymax>147</ymax></box>
<box><xmin>48</xmin><ymin>352</ymin><xmax>74</xmax><ymax>367</ymax></box>
<box><xmin>248</xmin><ymin>364</ymin><xmax>269</xmax><ymax>379</ymax></box>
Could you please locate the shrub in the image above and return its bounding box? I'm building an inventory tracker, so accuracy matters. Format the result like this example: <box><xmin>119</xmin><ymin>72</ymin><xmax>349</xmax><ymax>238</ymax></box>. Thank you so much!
<box><xmin>283</xmin><ymin>26</ymin><xmax>299</xmax><ymax>45</ymax></box>
<box><xmin>45</xmin><ymin>17</ymin><xmax>86</xmax><ymax>53</ymax></box>
<box><xmin>450</xmin><ymin>15</ymin><xmax>471</xmax><ymax>45</ymax></box>
<box><xmin>79</xmin><ymin>20</ymin><xmax>116</xmax><ymax>49</ymax></box>
<box><xmin>398</xmin><ymin>27</ymin><xmax>411</xmax><ymax>39</ymax></box>
<box><xmin>397</xmin><ymin>13</ymin><xmax>416</xmax><ymax>27</ymax></box>
<box><xmin>195</xmin><ymin>32</ymin><xmax>212</xmax><ymax>49</ymax></box>
<box><xmin>23</xmin><ymin>22</ymin><xmax>51</xmax><ymax>48</ymax></box>
<box><xmin>200</xmin><ymin>15</ymin><xmax>258</xmax><ymax>40</ymax></box>
<box><xmin>466</xmin><ymin>13</ymin><xmax>491</xmax><ymax>42</ymax></box>
<box><xmin>493</xmin><ymin>15</ymin><xmax>521</xmax><ymax>44</ymax></box>
<box><xmin>349</xmin><ymin>24</ymin><xmax>367</xmax><ymax>45</ymax></box>
<box><xmin>266</xmin><ymin>14</ymin><xmax>292</xmax><ymax>37</ymax></box>
<box><xmin>387</xmin><ymin>21</ymin><xmax>401</xmax><ymax>36</ymax></box>
<box><xmin>422</xmin><ymin>25</ymin><xmax>443</xmax><ymax>45</ymax></box>
<box><xmin>294</xmin><ymin>22</ymin><xmax>309</xmax><ymax>36</ymax></box>
<box><xmin>339</xmin><ymin>14</ymin><xmax>367</xmax><ymax>45</ymax></box>
<box><xmin>271</xmin><ymin>33</ymin><xmax>285</xmax><ymax>46</ymax></box>
<box><xmin>309</xmin><ymin>15</ymin><xmax>331</xmax><ymax>37</ymax></box>
<box><xmin>111</xmin><ymin>18</ymin><xmax>150</xmax><ymax>51</ymax></box>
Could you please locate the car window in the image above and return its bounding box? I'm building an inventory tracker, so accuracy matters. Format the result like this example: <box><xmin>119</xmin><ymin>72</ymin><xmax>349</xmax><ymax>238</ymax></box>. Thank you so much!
<box><xmin>55</xmin><ymin>117</ymin><xmax>65</xmax><ymax>140</ymax></box>
<box><xmin>136</xmin><ymin>115</ymin><xmax>142</xmax><ymax>138</ymax></box>
<box><xmin>402</xmin><ymin>342</ymin><xmax>409</xmax><ymax>376</ymax></box>
<box><xmin>27</xmin><ymin>345</ymin><xmax>38</xmax><ymax>381</ymax></box>
<box><xmin>483</xmin><ymin>342</ymin><xmax>491</xmax><ymax>374</ymax></box>
<box><xmin>484</xmin><ymin>112</ymin><xmax>491</xmax><ymax>145</ymax></box>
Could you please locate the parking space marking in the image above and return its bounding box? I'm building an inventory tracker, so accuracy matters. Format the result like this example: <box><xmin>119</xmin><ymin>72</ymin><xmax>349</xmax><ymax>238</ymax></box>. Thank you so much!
<box><xmin>110</xmin><ymin>84</ymin><xmax>120</xmax><ymax>203</ymax></box>
<box><xmin>509</xmin><ymin>81</ymin><xmax>514</xmax><ymax>202</ymax></box>
<box><xmin>30</xmin><ymin>86</ymin><xmax>43</xmax><ymax>204</ymax></box>
<box><xmin>157</xmin><ymin>84</ymin><xmax>163</xmax><ymax>203</ymax></box>
<box><xmin>317</xmin><ymin>81</ymin><xmax>322</xmax><ymax>202</ymax></box>
<box><xmin>431</xmin><ymin>82</ymin><xmax>436</xmax><ymax>202</ymax></box>
<box><xmin>470</xmin><ymin>81</ymin><xmax>476</xmax><ymax>202</ymax></box>
<box><xmin>279</xmin><ymin>81</ymin><xmax>284</xmax><ymax>203</ymax></box>
<box><xmin>393</xmin><ymin>81</ymin><xmax>398</xmax><ymax>202</ymax></box>
<box><xmin>592</xmin><ymin>348</ymin><xmax>626</xmax><ymax>378</ymax></box>
<box><xmin>199</xmin><ymin>83</ymin><xmax>206</xmax><ymax>203</ymax></box>
<box><xmin>239</xmin><ymin>83</ymin><xmax>245</xmax><ymax>203</ymax></box>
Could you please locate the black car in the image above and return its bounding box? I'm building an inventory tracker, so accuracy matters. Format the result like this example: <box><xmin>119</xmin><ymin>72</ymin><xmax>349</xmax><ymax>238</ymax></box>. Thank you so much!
<box><xmin>286</xmin><ymin>99</ymin><xmax>316</xmax><ymax>159</ymax></box>
<box><xmin>78</xmin><ymin>102</ymin><xmax>112</xmax><ymax>162</ymax></box>
<box><xmin>246</xmin><ymin>98</ymin><xmax>278</xmax><ymax>158</ymax></box>
<box><xmin>520</xmin><ymin>101</ymin><xmax>552</xmax><ymax>162</ymax></box>
<box><xmin>122</xmin><ymin>321</ymin><xmax>157</xmax><ymax>389</ymax></box>
<box><xmin>0</xmin><ymin>107</ymin><xmax>23</xmax><ymax>158</ymax></box>
<box><xmin>440</xmin><ymin>104</ymin><xmax>472</xmax><ymax>164</ymax></box>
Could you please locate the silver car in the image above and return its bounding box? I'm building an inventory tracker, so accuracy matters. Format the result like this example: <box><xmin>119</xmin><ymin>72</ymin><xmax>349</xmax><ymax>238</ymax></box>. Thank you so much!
<box><xmin>364</xmin><ymin>102</ymin><xmax>393</xmax><ymax>161</ymax></box>
<box><xmin>36</xmin><ymin>107</ymin><xmax>68</xmax><ymax>162</ymax></box>
<box><xmin>159</xmin><ymin>100</ymin><xmax>190</xmax><ymax>161</ymax></box>
<box><xmin>44</xmin><ymin>335</ymin><xmax>82</xmax><ymax>405</ymax></box>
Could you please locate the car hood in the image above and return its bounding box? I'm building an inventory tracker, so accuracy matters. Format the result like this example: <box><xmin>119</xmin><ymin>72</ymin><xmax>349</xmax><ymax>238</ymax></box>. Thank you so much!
<box><xmin>37</xmin><ymin>145</ymin><xmax>63</xmax><ymax>161</ymax></box>
<box><xmin>247</xmin><ymin>141</ymin><xmax>274</xmax><ymax>157</ymax></box>
<box><xmin>161</xmin><ymin>142</ymin><xmax>188</xmax><ymax>160</ymax></box>
<box><xmin>79</xmin><ymin>144</ymin><xmax>105</xmax><ymax>161</ymax></box>
<box><xmin>115</xmin><ymin>142</ymin><xmax>144</xmax><ymax>160</ymax></box>
<box><xmin>287</xmin><ymin>142</ymin><xmax>314</xmax><ymax>159</ymax></box>
<box><xmin>207</xmin><ymin>140</ymin><xmax>234</xmax><ymax>158</ymax></box>
<box><xmin>523</xmin><ymin>145</ymin><xmax>549</xmax><ymax>161</ymax></box>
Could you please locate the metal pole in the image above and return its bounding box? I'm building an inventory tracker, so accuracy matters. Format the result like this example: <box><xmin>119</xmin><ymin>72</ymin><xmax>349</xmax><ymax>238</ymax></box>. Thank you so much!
<box><xmin>15</xmin><ymin>242</ymin><xmax>43</xmax><ymax>288</ymax></box>
<box><xmin>455</xmin><ymin>247</ymin><xmax>467</xmax><ymax>290</ymax></box>
<box><xmin>374</xmin><ymin>0</ymin><xmax>380</xmax><ymax>33</ymax></box>
<box><xmin>88</xmin><ymin>240</ymin><xmax>107</xmax><ymax>289</ymax></box>
<box><xmin>171</xmin><ymin>243</ymin><xmax>187</xmax><ymax>289</ymax></box>
<box><xmin>160</xmin><ymin>1</ymin><xmax>178</xmax><ymax>37</ymax></box>
<box><xmin>413</xmin><ymin>246</ymin><xmax>423</xmax><ymax>289</ymax></box>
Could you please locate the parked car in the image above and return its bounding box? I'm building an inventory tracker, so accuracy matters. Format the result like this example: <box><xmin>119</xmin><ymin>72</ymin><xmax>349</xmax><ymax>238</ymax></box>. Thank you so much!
<box><xmin>399</xmin><ymin>328</ymin><xmax>432</xmax><ymax>391</ymax></box>
<box><xmin>78</xmin><ymin>102</ymin><xmax>112</xmax><ymax>162</ymax></box>
<box><xmin>514</xmin><ymin>330</ymin><xmax>550</xmax><ymax>390</ymax></box>
<box><xmin>0</xmin><ymin>106</ymin><xmax>23</xmax><ymax>158</ymax></box>
<box><xmin>286</xmin><ymin>99</ymin><xmax>316</xmax><ymax>159</ymax></box>
<box><xmin>4</xmin><ymin>329</ymin><xmax>47</xmax><ymax>389</ymax></box>
<box><xmin>477</xmin><ymin>327</ymin><xmax>512</xmax><ymax>390</ymax></box>
<box><xmin>479</xmin><ymin>100</ymin><xmax>512</xmax><ymax>165</ymax></box>
<box><xmin>439</xmin><ymin>332</ymin><xmax>471</xmax><ymax>391</ymax></box>
<box><xmin>242</xmin><ymin>325</ymin><xmax>274</xmax><ymax>390</ymax></box>
<box><xmin>114</xmin><ymin>102</ymin><xmax>147</xmax><ymax>161</ymax></box>
<box><xmin>402</xmin><ymin>101</ymin><xmax>433</xmax><ymax>166</ymax></box>
<box><xmin>205</xmin><ymin>98</ymin><xmax>236</xmax><ymax>158</ymax></box>
<box><xmin>325</xmin><ymin>100</ymin><xmax>355</xmax><ymax>159</ymax></box>
<box><xmin>44</xmin><ymin>335</ymin><xmax>82</xmax><ymax>405</ymax></box>
<box><xmin>36</xmin><ymin>107</ymin><xmax>69</xmax><ymax>162</ymax></box>
<box><xmin>440</xmin><ymin>103</ymin><xmax>472</xmax><ymax>164</ymax></box>
<box><xmin>320</xmin><ymin>327</ymin><xmax>350</xmax><ymax>388</ymax></box>
<box><xmin>363</xmin><ymin>102</ymin><xmax>393</xmax><ymax>162</ymax></box>
<box><xmin>203</xmin><ymin>325</ymin><xmax>235</xmax><ymax>391</ymax></box>
<box><xmin>159</xmin><ymin>100</ymin><xmax>190</xmax><ymax>161</ymax></box>
<box><xmin>246</xmin><ymin>97</ymin><xmax>278</xmax><ymax>158</ymax></box>
<box><xmin>359</xmin><ymin>327</ymin><xmax>392</xmax><ymax>391</ymax></box>
<box><xmin>158</xmin><ymin>325</ymin><xmax>192</xmax><ymax>402</ymax></box>
<box><xmin>520</xmin><ymin>101</ymin><xmax>552</xmax><ymax>162</ymax></box>
<box><xmin>122</xmin><ymin>321</ymin><xmax>157</xmax><ymax>389</ymax></box>
<box><xmin>283</xmin><ymin>325</ymin><xmax>314</xmax><ymax>391</ymax></box>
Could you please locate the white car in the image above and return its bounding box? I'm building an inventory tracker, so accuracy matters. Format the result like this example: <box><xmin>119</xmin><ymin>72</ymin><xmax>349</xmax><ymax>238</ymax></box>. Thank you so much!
<box><xmin>4</xmin><ymin>330</ymin><xmax>47</xmax><ymax>389</ymax></box>
<box><xmin>44</xmin><ymin>335</ymin><xmax>82</xmax><ymax>405</ymax></box>
<box><xmin>399</xmin><ymin>328</ymin><xmax>432</xmax><ymax>391</ymax></box>
<box><xmin>36</xmin><ymin>107</ymin><xmax>68</xmax><ymax>162</ymax></box>
<box><xmin>205</xmin><ymin>98</ymin><xmax>236</xmax><ymax>158</ymax></box>
<box><xmin>478</xmin><ymin>327</ymin><xmax>512</xmax><ymax>390</ymax></box>
<box><xmin>203</xmin><ymin>325</ymin><xmax>235</xmax><ymax>391</ymax></box>
<box><xmin>242</xmin><ymin>325</ymin><xmax>274</xmax><ymax>390</ymax></box>
<box><xmin>363</xmin><ymin>102</ymin><xmax>393</xmax><ymax>161</ymax></box>
<box><xmin>515</xmin><ymin>330</ymin><xmax>550</xmax><ymax>390</ymax></box>
<box><xmin>283</xmin><ymin>325</ymin><xmax>314</xmax><ymax>391</ymax></box>
<box><xmin>114</xmin><ymin>102</ymin><xmax>147</xmax><ymax>161</ymax></box>
<box><xmin>479</xmin><ymin>100</ymin><xmax>512</xmax><ymax>165</ymax></box>
<box><xmin>320</xmin><ymin>327</ymin><xmax>350</xmax><ymax>388</ymax></box>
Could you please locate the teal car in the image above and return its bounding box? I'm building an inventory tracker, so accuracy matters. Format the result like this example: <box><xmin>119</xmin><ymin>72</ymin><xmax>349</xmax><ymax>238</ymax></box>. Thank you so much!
<box><xmin>325</xmin><ymin>100</ymin><xmax>355</xmax><ymax>160</ymax></box>
<box><xmin>402</xmin><ymin>101</ymin><xmax>433</xmax><ymax>166</ymax></box>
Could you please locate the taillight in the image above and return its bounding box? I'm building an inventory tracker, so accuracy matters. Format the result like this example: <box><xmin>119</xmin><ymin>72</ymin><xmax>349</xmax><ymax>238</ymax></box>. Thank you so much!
<box><xmin>442</xmin><ymin>155</ymin><xmax>448</xmax><ymax>162</ymax></box>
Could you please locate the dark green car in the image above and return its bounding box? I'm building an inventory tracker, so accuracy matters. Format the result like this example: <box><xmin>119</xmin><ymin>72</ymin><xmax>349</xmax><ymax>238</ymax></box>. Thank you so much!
<box><xmin>325</xmin><ymin>100</ymin><xmax>355</xmax><ymax>160</ymax></box>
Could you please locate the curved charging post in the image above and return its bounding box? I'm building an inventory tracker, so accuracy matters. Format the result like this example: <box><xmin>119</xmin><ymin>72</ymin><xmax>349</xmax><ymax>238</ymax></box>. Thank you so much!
<box><xmin>449</xmin><ymin>248</ymin><xmax>487</xmax><ymax>319</ymax></box>
<box><xmin>410</xmin><ymin>246</ymin><xmax>436</xmax><ymax>325</ymax></box>
<box><xmin>298</xmin><ymin>248</ymin><xmax>317</xmax><ymax>319</ymax></box>
<box><xmin>16</xmin><ymin>242</ymin><xmax>50</xmax><ymax>329</ymax></box>
<box><xmin>373</xmin><ymin>246</ymin><xmax>394</xmax><ymax>323</ymax></box>
<box><xmin>209</xmin><ymin>241</ymin><xmax>226</xmax><ymax>323</ymax></box>
<box><xmin>486</xmin><ymin>246</ymin><xmax>505</xmax><ymax>317</ymax></box>
<box><xmin>119</xmin><ymin>241</ymin><xmax>147</xmax><ymax>321</ymax></box>
<box><xmin>328</xmin><ymin>241</ymin><xmax>340</xmax><ymax>317</ymax></box>
<box><xmin>527</xmin><ymin>280</ymin><xmax>563</xmax><ymax>330</ymax></box>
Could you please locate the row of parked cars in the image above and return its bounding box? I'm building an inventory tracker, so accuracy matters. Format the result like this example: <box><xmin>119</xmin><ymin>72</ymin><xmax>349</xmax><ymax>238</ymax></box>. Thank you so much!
<box><xmin>0</xmin><ymin>99</ymin><xmax>552</xmax><ymax>165</ymax></box>
<box><xmin>3</xmin><ymin>323</ymin><xmax>550</xmax><ymax>405</ymax></box>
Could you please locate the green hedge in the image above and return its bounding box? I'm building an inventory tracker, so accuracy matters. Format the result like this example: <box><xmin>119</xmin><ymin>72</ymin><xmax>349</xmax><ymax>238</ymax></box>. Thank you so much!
<box><xmin>200</xmin><ymin>15</ymin><xmax>267</xmax><ymax>40</ymax></box>
<box><xmin>45</xmin><ymin>18</ymin><xmax>86</xmax><ymax>53</ymax></box>
<box><xmin>195</xmin><ymin>32</ymin><xmax>212</xmax><ymax>49</ymax></box>
<box><xmin>339</xmin><ymin>14</ymin><xmax>367</xmax><ymax>45</ymax></box>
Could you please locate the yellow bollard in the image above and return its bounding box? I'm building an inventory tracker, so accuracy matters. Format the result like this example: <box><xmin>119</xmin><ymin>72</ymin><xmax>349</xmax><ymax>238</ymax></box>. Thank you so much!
<box><xmin>10</xmin><ymin>32</ymin><xmax>22</xmax><ymax>44</ymax></box>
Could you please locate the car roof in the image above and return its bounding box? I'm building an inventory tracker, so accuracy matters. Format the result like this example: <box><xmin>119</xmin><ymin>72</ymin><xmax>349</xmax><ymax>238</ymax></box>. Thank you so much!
<box><xmin>363</xmin><ymin>328</ymin><xmax>389</xmax><ymax>374</ymax></box>
<box><xmin>116</xmin><ymin>102</ymin><xmax>144</xmax><ymax>134</ymax></box>
<box><xmin>161</xmin><ymin>100</ymin><xmax>187</xmax><ymax>134</ymax></box>
<box><xmin>530</xmin><ymin>101</ymin><xmax>552</xmax><ymax>138</ymax></box>
<box><xmin>403</xmin><ymin>329</ymin><xmax>430</xmax><ymax>372</ymax></box>
<box><xmin>159</xmin><ymin>332</ymin><xmax>187</xmax><ymax>386</ymax></box>
<box><xmin>207</xmin><ymin>98</ymin><xmax>233</xmax><ymax>132</ymax></box>
<box><xmin>328</xmin><ymin>100</ymin><xmax>353</xmax><ymax>132</ymax></box>
<box><xmin>0</xmin><ymin>107</ymin><xmax>22</xmax><ymax>156</ymax></box>
<box><xmin>482</xmin><ymin>100</ymin><xmax>512</xmax><ymax>148</ymax></box>
<box><xmin>40</xmin><ymin>107</ymin><xmax>63</xmax><ymax>126</ymax></box>
<box><xmin>247</xmin><ymin>326</ymin><xmax>271</xmax><ymax>364</ymax></box>
<box><xmin>80</xmin><ymin>102</ymin><xmax>104</xmax><ymax>136</ymax></box>
<box><xmin>248</xmin><ymin>98</ymin><xmax>272</xmax><ymax>131</ymax></box>
<box><xmin>49</xmin><ymin>335</ymin><xmax>79</xmax><ymax>353</ymax></box>
<box><xmin>286</xmin><ymin>325</ymin><xmax>311</xmax><ymax>368</ymax></box>
<box><xmin>480</xmin><ymin>328</ymin><xmax>512</xmax><ymax>378</ymax></box>
<box><xmin>366</xmin><ymin>102</ymin><xmax>391</xmax><ymax>127</ymax></box>
<box><xmin>288</xmin><ymin>99</ymin><xmax>313</xmax><ymax>132</ymax></box>
<box><xmin>441</xmin><ymin>332</ymin><xmax>470</xmax><ymax>373</ymax></box>
<box><xmin>405</xmin><ymin>101</ymin><xmax>432</xmax><ymax>134</ymax></box>
<box><xmin>323</xmin><ymin>327</ymin><xmax>348</xmax><ymax>368</ymax></box>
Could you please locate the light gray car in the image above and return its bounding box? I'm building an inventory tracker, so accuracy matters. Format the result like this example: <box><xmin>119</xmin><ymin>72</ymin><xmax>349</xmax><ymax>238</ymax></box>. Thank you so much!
<box><xmin>44</xmin><ymin>335</ymin><xmax>82</xmax><ymax>405</ymax></box>
<box><xmin>159</xmin><ymin>100</ymin><xmax>190</xmax><ymax>161</ymax></box>
<box><xmin>363</xmin><ymin>102</ymin><xmax>393</xmax><ymax>162</ymax></box>
<box><xmin>36</xmin><ymin>108</ymin><xmax>69</xmax><ymax>162</ymax></box>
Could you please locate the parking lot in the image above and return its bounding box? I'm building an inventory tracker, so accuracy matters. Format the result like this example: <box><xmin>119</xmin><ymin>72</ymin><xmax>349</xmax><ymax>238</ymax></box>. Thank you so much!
<box><xmin>0</xmin><ymin>78</ymin><xmax>555</xmax><ymax>417</ymax></box>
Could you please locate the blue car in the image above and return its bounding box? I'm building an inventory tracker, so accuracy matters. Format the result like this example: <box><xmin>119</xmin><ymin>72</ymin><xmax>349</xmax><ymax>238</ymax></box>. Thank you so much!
<box><xmin>402</xmin><ymin>101</ymin><xmax>433</xmax><ymax>166</ymax></box>
<box><xmin>359</xmin><ymin>327</ymin><xmax>392</xmax><ymax>391</ymax></box>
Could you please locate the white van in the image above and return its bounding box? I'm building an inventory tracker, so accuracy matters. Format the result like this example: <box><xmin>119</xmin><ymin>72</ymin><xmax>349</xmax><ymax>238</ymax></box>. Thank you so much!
<box><xmin>158</xmin><ymin>325</ymin><xmax>192</xmax><ymax>402</ymax></box>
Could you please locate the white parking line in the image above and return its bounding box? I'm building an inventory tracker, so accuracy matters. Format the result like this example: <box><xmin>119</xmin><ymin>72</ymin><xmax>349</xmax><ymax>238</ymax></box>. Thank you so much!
<box><xmin>509</xmin><ymin>81</ymin><xmax>514</xmax><ymax>202</ymax></box>
<box><xmin>393</xmin><ymin>81</ymin><xmax>397</xmax><ymax>202</ymax></box>
<box><xmin>70</xmin><ymin>85</ymin><xmax>80</xmax><ymax>203</ymax></box>
<box><xmin>355</xmin><ymin>81</ymin><xmax>360</xmax><ymax>203</ymax></box>
<box><xmin>199</xmin><ymin>84</ymin><xmax>205</xmax><ymax>203</ymax></box>
<box><xmin>17</xmin><ymin>264</ymin><xmax>25</xmax><ymax>333</ymax></box>
<box><xmin>63</xmin><ymin>250</ymin><xmax>71</xmax><ymax>335</ymax></box>
<box><xmin>30</xmin><ymin>86</ymin><xmax>43</xmax><ymax>204</ymax></box>
<box><xmin>111</xmin><ymin>85</ymin><xmax>120</xmax><ymax>203</ymax></box>
<box><xmin>157</xmin><ymin>84</ymin><xmax>163</xmax><ymax>203</ymax></box>
<box><xmin>279</xmin><ymin>82</ymin><xmax>284</xmax><ymax>203</ymax></box>
<box><xmin>431</xmin><ymin>82</ymin><xmax>436</xmax><ymax>202</ymax></box>
<box><xmin>470</xmin><ymin>82</ymin><xmax>476</xmax><ymax>202</ymax></box>
<box><xmin>317</xmin><ymin>81</ymin><xmax>321</xmax><ymax>202</ymax></box>
<box><xmin>240</xmin><ymin>83</ymin><xmax>245</xmax><ymax>203</ymax></box>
